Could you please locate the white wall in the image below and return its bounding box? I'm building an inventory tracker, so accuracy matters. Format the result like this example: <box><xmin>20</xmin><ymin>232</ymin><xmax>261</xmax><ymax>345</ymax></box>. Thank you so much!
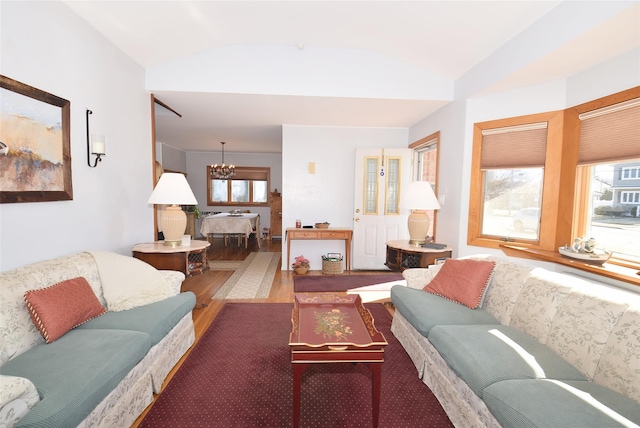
<box><xmin>0</xmin><ymin>1</ymin><xmax>154</xmax><ymax>271</ymax></box>
<box><xmin>160</xmin><ymin>143</ymin><xmax>187</xmax><ymax>173</ymax></box>
<box><xmin>282</xmin><ymin>125</ymin><xmax>408</xmax><ymax>270</ymax></box>
<box><xmin>186</xmin><ymin>150</ymin><xmax>282</xmax><ymax>236</ymax></box>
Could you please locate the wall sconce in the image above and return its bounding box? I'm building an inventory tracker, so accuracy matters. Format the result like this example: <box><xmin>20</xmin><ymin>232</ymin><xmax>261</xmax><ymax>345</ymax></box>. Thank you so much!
<box><xmin>86</xmin><ymin>109</ymin><xmax>105</xmax><ymax>167</ymax></box>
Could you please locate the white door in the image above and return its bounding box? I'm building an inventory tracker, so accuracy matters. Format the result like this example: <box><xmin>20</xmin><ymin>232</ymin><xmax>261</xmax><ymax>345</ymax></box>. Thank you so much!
<box><xmin>353</xmin><ymin>148</ymin><xmax>412</xmax><ymax>269</ymax></box>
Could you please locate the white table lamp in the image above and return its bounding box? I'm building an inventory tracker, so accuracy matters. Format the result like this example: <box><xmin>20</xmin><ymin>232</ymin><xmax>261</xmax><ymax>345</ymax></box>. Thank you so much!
<box><xmin>400</xmin><ymin>181</ymin><xmax>441</xmax><ymax>246</ymax></box>
<box><xmin>148</xmin><ymin>173</ymin><xmax>198</xmax><ymax>246</ymax></box>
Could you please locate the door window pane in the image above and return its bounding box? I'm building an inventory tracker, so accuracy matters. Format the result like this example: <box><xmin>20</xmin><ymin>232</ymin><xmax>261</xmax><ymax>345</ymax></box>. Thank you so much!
<box><xmin>481</xmin><ymin>168</ymin><xmax>543</xmax><ymax>240</ymax></box>
<box><xmin>364</xmin><ymin>157</ymin><xmax>378</xmax><ymax>214</ymax></box>
<box><xmin>386</xmin><ymin>158</ymin><xmax>400</xmax><ymax>214</ymax></box>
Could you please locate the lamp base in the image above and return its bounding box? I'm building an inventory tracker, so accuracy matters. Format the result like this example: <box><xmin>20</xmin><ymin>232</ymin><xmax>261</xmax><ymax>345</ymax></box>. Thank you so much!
<box><xmin>407</xmin><ymin>210</ymin><xmax>431</xmax><ymax>246</ymax></box>
<box><xmin>161</xmin><ymin>205</ymin><xmax>187</xmax><ymax>247</ymax></box>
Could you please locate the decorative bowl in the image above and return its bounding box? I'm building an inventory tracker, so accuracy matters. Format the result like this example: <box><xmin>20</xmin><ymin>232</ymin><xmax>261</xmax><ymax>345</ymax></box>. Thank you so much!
<box><xmin>315</xmin><ymin>222</ymin><xmax>330</xmax><ymax>229</ymax></box>
<box><xmin>558</xmin><ymin>246</ymin><xmax>611</xmax><ymax>264</ymax></box>
<box><xmin>293</xmin><ymin>266</ymin><xmax>309</xmax><ymax>275</ymax></box>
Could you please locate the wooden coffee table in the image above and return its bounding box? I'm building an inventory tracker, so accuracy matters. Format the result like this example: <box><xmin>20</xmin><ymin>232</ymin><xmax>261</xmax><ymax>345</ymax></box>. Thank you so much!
<box><xmin>289</xmin><ymin>293</ymin><xmax>388</xmax><ymax>428</ymax></box>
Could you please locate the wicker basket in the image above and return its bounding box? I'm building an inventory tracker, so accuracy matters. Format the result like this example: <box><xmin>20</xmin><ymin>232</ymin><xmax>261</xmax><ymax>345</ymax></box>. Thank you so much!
<box><xmin>322</xmin><ymin>258</ymin><xmax>343</xmax><ymax>275</ymax></box>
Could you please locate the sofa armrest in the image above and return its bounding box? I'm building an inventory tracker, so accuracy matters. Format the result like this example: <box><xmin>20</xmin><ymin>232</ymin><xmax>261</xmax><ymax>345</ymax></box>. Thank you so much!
<box><xmin>0</xmin><ymin>375</ymin><xmax>39</xmax><ymax>427</ymax></box>
<box><xmin>402</xmin><ymin>265</ymin><xmax>443</xmax><ymax>289</ymax></box>
<box><xmin>159</xmin><ymin>271</ymin><xmax>186</xmax><ymax>295</ymax></box>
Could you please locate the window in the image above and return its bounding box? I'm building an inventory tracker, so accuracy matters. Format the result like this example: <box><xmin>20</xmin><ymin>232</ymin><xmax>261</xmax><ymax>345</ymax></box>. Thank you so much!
<box><xmin>207</xmin><ymin>166</ymin><xmax>270</xmax><ymax>206</ymax></box>
<box><xmin>469</xmin><ymin>86</ymin><xmax>640</xmax><ymax>277</ymax></box>
<box><xmin>621</xmin><ymin>191</ymin><xmax>640</xmax><ymax>204</ymax></box>
<box><xmin>410</xmin><ymin>132</ymin><xmax>440</xmax><ymax>238</ymax></box>
<box><xmin>578</xmin><ymin>162</ymin><xmax>640</xmax><ymax>264</ymax></box>
<box><xmin>468</xmin><ymin>112</ymin><xmax>562</xmax><ymax>248</ymax></box>
<box><xmin>621</xmin><ymin>167</ymin><xmax>640</xmax><ymax>180</ymax></box>
<box><xmin>575</xmin><ymin>93</ymin><xmax>640</xmax><ymax>265</ymax></box>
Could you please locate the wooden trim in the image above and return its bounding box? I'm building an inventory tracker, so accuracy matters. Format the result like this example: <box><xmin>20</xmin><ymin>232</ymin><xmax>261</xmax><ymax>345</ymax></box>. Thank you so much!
<box><xmin>409</xmin><ymin>131</ymin><xmax>439</xmax><ymax>149</ymax></box>
<box><xmin>154</xmin><ymin>97</ymin><xmax>182</xmax><ymax>118</ymax></box>
<box><xmin>571</xmin><ymin>86</ymin><xmax>640</xmax><ymax>115</ymax></box>
<box><xmin>501</xmin><ymin>244</ymin><xmax>640</xmax><ymax>288</ymax></box>
<box><xmin>151</xmin><ymin>94</ymin><xmax>158</xmax><ymax>238</ymax></box>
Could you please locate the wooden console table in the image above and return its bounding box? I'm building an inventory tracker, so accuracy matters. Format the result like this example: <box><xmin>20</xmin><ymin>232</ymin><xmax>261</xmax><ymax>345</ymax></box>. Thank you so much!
<box><xmin>286</xmin><ymin>227</ymin><xmax>352</xmax><ymax>271</ymax></box>
<box><xmin>385</xmin><ymin>240</ymin><xmax>452</xmax><ymax>271</ymax></box>
<box><xmin>132</xmin><ymin>240</ymin><xmax>210</xmax><ymax>277</ymax></box>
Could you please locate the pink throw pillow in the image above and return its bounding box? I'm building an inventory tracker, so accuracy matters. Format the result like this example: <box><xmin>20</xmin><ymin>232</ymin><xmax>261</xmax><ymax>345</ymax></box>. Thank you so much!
<box><xmin>24</xmin><ymin>277</ymin><xmax>107</xmax><ymax>343</ymax></box>
<box><xmin>423</xmin><ymin>259</ymin><xmax>496</xmax><ymax>309</ymax></box>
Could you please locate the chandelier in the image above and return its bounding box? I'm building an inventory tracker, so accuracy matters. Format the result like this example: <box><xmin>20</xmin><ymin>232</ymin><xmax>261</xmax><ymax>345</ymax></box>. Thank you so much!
<box><xmin>210</xmin><ymin>141</ymin><xmax>236</xmax><ymax>179</ymax></box>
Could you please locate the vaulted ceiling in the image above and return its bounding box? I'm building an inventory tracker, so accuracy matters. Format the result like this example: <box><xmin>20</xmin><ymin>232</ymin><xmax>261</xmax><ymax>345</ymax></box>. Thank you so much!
<box><xmin>64</xmin><ymin>1</ymin><xmax>639</xmax><ymax>153</ymax></box>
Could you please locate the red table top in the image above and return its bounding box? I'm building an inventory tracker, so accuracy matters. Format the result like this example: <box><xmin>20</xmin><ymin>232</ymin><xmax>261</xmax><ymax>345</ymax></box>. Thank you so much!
<box><xmin>289</xmin><ymin>293</ymin><xmax>386</xmax><ymax>348</ymax></box>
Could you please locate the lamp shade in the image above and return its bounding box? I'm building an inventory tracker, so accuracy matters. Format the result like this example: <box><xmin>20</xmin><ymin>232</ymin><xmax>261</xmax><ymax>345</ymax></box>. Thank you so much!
<box><xmin>148</xmin><ymin>173</ymin><xmax>197</xmax><ymax>206</ymax></box>
<box><xmin>400</xmin><ymin>181</ymin><xmax>441</xmax><ymax>210</ymax></box>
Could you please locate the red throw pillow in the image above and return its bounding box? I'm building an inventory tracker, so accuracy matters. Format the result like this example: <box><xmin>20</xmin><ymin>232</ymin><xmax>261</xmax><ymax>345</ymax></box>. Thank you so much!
<box><xmin>24</xmin><ymin>277</ymin><xmax>107</xmax><ymax>343</ymax></box>
<box><xmin>423</xmin><ymin>259</ymin><xmax>496</xmax><ymax>309</ymax></box>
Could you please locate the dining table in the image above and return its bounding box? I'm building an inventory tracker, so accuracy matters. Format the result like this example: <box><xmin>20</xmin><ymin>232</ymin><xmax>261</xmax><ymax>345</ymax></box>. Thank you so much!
<box><xmin>200</xmin><ymin>212</ymin><xmax>261</xmax><ymax>248</ymax></box>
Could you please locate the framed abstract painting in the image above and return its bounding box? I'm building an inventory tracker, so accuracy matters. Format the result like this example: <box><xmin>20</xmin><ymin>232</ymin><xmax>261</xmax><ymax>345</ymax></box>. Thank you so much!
<box><xmin>0</xmin><ymin>75</ymin><xmax>72</xmax><ymax>203</ymax></box>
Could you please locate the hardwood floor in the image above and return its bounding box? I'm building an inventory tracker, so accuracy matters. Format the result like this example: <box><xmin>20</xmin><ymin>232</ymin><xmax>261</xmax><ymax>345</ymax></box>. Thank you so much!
<box><xmin>132</xmin><ymin>236</ymin><xmax>397</xmax><ymax>426</ymax></box>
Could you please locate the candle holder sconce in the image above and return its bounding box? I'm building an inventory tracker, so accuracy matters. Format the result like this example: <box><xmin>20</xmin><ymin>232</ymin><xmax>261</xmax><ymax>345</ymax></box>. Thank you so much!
<box><xmin>86</xmin><ymin>109</ymin><xmax>105</xmax><ymax>168</ymax></box>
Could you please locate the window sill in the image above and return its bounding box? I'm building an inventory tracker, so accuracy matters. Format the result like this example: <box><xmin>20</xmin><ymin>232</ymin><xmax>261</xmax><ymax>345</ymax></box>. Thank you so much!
<box><xmin>500</xmin><ymin>244</ymin><xmax>640</xmax><ymax>288</ymax></box>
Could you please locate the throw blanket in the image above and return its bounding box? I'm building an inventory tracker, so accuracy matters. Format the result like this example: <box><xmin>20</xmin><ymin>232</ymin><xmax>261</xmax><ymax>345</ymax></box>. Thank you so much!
<box><xmin>89</xmin><ymin>251</ymin><xmax>178</xmax><ymax>312</ymax></box>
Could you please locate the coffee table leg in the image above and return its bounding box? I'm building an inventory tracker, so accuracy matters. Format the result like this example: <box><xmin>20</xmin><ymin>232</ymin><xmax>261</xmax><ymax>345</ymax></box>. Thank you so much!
<box><xmin>293</xmin><ymin>363</ymin><xmax>308</xmax><ymax>428</ymax></box>
<box><xmin>370</xmin><ymin>363</ymin><xmax>382</xmax><ymax>428</ymax></box>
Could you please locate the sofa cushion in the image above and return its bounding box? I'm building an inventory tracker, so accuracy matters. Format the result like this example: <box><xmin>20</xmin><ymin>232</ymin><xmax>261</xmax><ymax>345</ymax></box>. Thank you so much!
<box><xmin>428</xmin><ymin>324</ymin><xmax>586</xmax><ymax>397</ymax></box>
<box><xmin>484</xmin><ymin>379</ymin><xmax>640</xmax><ymax>428</ymax></box>
<box><xmin>423</xmin><ymin>259</ymin><xmax>495</xmax><ymax>309</ymax></box>
<box><xmin>391</xmin><ymin>285</ymin><xmax>499</xmax><ymax>337</ymax></box>
<box><xmin>0</xmin><ymin>252</ymin><xmax>104</xmax><ymax>366</ymax></box>
<box><xmin>89</xmin><ymin>251</ymin><xmax>177</xmax><ymax>312</ymax></box>
<box><xmin>508</xmin><ymin>268</ymin><xmax>577</xmax><ymax>344</ymax></box>
<box><xmin>546</xmin><ymin>289</ymin><xmax>628</xmax><ymax>380</ymax></box>
<box><xmin>77</xmin><ymin>291</ymin><xmax>196</xmax><ymax>345</ymax></box>
<box><xmin>0</xmin><ymin>329</ymin><xmax>151</xmax><ymax>428</ymax></box>
<box><xmin>23</xmin><ymin>277</ymin><xmax>107</xmax><ymax>343</ymax></box>
<box><xmin>593</xmin><ymin>306</ymin><xmax>640</xmax><ymax>404</ymax></box>
<box><xmin>480</xmin><ymin>258</ymin><xmax>533</xmax><ymax>325</ymax></box>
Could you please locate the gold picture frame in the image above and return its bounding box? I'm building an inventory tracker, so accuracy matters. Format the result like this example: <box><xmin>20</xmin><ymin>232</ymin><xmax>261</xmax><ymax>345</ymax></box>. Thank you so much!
<box><xmin>0</xmin><ymin>75</ymin><xmax>72</xmax><ymax>203</ymax></box>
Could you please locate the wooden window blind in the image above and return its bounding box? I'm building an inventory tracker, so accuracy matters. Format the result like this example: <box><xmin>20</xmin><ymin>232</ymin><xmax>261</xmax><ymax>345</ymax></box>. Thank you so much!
<box><xmin>481</xmin><ymin>122</ymin><xmax>548</xmax><ymax>169</ymax></box>
<box><xmin>229</xmin><ymin>167</ymin><xmax>269</xmax><ymax>181</ymax></box>
<box><xmin>578</xmin><ymin>98</ymin><xmax>640</xmax><ymax>165</ymax></box>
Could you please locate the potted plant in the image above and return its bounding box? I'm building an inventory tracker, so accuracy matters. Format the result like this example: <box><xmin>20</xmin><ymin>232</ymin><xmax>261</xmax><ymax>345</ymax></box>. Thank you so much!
<box><xmin>292</xmin><ymin>255</ymin><xmax>310</xmax><ymax>274</ymax></box>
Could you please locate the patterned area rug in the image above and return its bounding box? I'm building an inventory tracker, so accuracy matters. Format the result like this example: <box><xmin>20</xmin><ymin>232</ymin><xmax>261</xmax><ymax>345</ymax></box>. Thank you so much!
<box><xmin>207</xmin><ymin>260</ymin><xmax>244</xmax><ymax>271</ymax></box>
<box><xmin>213</xmin><ymin>252</ymin><xmax>281</xmax><ymax>299</ymax></box>
<box><xmin>294</xmin><ymin>273</ymin><xmax>404</xmax><ymax>292</ymax></box>
<box><xmin>139</xmin><ymin>303</ymin><xmax>453</xmax><ymax>427</ymax></box>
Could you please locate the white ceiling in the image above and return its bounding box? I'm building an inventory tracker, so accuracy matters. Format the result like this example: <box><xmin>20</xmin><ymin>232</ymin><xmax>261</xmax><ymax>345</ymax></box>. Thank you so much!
<box><xmin>64</xmin><ymin>1</ymin><xmax>639</xmax><ymax>154</ymax></box>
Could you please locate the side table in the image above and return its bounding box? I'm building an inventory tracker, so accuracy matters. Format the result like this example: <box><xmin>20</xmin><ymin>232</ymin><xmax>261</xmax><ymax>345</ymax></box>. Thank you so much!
<box><xmin>385</xmin><ymin>240</ymin><xmax>452</xmax><ymax>271</ymax></box>
<box><xmin>132</xmin><ymin>240</ymin><xmax>210</xmax><ymax>277</ymax></box>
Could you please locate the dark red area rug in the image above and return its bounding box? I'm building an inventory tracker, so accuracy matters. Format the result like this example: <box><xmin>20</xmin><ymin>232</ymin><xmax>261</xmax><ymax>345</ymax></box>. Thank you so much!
<box><xmin>140</xmin><ymin>303</ymin><xmax>452</xmax><ymax>428</ymax></box>
<box><xmin>293</xmin><ymin>273</ymin><xmax>404</xmax><ymax>293</ymax></box>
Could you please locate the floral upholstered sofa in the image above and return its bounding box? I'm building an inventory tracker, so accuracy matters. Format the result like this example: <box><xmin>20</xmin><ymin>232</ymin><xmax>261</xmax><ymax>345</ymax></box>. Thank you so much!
<box><xmin>0</xmin><ymin>251</ymin><xmax>196</xmax><ymax>427</ymax></box>
<box><xmin>391</xmin><ymin>255</ymin><xmax>640</xmax><ymax>428</ymax></box>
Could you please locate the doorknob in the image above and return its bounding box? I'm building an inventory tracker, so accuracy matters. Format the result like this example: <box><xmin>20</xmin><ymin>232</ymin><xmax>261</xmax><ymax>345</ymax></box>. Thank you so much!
<box><xmin>355</xmin><ymin>209</ymin><xmax>360</xmax><ymax>213</ymax></box>
<box><xmin>355</xmin><ymin>218</ymin><xmax>360</xmax><ymax>222</ymax></box>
